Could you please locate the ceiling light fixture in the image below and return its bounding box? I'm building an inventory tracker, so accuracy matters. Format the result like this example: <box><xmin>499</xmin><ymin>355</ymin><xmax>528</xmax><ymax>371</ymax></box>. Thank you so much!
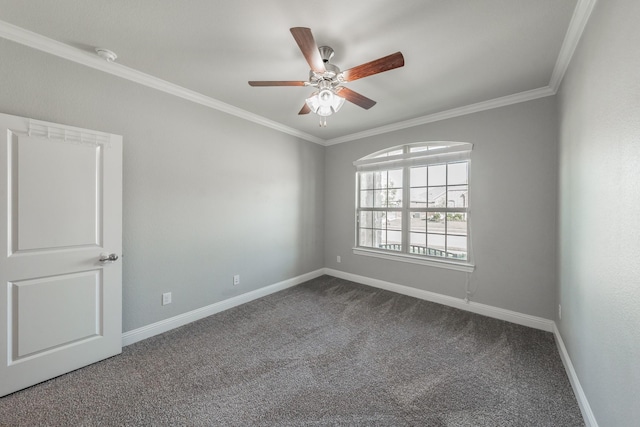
<box><xmin>249</xmin><ymin>27</ymin><xmax>405</xmax><ymax>129</ymax></box>
<box><xmin>95</xmin><ymin>48</ymin><xmax>117</xmax><ymax>63</ymax></box>
<box><xmin>305</xmin><ymin>80</ymin><xmax>345</xmax><ymax>127</ymax></box>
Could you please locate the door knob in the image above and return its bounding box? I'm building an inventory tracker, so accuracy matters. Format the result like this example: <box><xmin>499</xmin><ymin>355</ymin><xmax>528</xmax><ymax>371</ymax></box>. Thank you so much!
<box><xmin>99</xmin><ymin>253</ymin><xmax>119</xmax><ymax>263</ymax></box>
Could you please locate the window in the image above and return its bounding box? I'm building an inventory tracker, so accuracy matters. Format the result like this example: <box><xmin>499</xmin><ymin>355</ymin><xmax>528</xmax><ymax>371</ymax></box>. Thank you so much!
<box><xmin>354</xmin><ymin>142</ymin><xmax>473</xmax><ymax>271</ymax></box>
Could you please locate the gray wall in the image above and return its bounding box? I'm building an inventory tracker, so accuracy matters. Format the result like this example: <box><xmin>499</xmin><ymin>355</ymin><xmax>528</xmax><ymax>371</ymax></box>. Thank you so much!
<box><xmin>557</xmin><ymin>0</ymin><xmax>640</xmax><ymax>424</ymax></box>
<box><xmin>0</xmin><ymin>39</ymin><xmax>325</xmax><ymax>332</ymax></box>
<box><xmin>324</xmin><ymin>97</ymin><xmax>559</xmax><ymax>319</ymax></box>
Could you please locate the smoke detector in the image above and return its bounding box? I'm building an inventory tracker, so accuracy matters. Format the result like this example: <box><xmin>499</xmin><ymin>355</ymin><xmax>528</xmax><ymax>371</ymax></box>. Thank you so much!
<box><xmin>95</xmin><ymin>48</ymin><xmax>117</xmax><ymax>63</ymax></box>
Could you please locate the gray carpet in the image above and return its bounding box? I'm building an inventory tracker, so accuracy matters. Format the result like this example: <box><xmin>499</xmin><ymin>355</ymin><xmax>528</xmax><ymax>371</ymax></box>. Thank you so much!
<box><xmin>0</xmin><ymin>275</ymin><xmax>583</xmax><ymax>426</ymax></box>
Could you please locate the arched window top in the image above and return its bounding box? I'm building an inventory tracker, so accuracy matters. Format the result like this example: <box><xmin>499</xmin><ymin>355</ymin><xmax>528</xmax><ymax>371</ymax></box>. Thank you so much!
<box><xmin>354</xmin><ymin>141</ymin><xmax>473</xmax><ymax>171</ymax></box>
<box><xmin>361</xmin><ymin>141</ymin><xmax>472</xmax><ymax>161</ymax></box>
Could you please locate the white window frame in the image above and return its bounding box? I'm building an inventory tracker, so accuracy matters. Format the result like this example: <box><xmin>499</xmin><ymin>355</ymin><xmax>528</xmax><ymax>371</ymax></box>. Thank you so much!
<box><xmin>353</xmin><ymin>142</ymin><xmax>475</xmax><ymax>272</ymax></box>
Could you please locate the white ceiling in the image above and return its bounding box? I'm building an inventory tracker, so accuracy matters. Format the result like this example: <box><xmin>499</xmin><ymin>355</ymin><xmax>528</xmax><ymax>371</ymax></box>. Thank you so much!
<box><xmin>0</xmin><ymin>0</ymin><xmax>583</xmax><ymax>143</ymax></box>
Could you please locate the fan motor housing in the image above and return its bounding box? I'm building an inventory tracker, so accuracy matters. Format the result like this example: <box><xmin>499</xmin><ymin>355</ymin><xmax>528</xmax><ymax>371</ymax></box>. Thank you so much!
<box><xmin>310</xmin><ymin>47</ymin><xmax>341</xmax><ymax>83</ymax></box>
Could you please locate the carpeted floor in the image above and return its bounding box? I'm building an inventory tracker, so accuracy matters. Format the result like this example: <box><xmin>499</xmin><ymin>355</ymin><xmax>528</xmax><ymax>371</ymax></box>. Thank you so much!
<box><xmin>0</xmin><ymin>275</ymin><xmax>583</xmax><ymax>426</ymax></box>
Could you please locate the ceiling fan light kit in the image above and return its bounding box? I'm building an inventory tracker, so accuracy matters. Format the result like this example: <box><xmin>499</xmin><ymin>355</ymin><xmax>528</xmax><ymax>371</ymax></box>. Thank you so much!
<box><xmin>305</xmin><ymin>80</ymin><xmax>346</xmax><ymax>127</ymax></box>
<box><xmin>249</xmin><ymin>27</ymin><xmax>404</xmax><ymax>127</ymax></box>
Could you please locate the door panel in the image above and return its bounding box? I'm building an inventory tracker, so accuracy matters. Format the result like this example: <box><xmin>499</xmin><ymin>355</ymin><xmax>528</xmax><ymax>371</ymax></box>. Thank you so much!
<box><xmin>15</xmin><ymin>134</ymin><xmax>101</xmax><ymax>251</ymax></box>
<box><xmin>0</xmin><ymin>113</ymin><xmax>122</xmax><ymax>397</ymax></box>
<box><xmin>11</xmin><ymin>270</ymin><xmax>102</xmax><ymax>359</ymax></box>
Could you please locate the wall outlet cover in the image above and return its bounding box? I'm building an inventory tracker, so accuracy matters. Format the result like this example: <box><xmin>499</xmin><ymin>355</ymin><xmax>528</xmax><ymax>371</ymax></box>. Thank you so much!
<box><xmin>162</xmin><ymin>292</ymin><xmax>172</xmax><ymax>306</ymax></box>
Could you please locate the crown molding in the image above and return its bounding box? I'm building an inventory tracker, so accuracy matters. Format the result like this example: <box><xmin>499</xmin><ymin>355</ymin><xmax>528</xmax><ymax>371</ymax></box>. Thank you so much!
<box><xmin>0</xmin><ymin>19</ymin><xmax>325</xmax><ymax>146</ymax></box>
<box><xmin>549</xmin><ymin>0</ymin><xmax>598</xmax><ymax>92</ymax></box>
<box><xmin>0</xmin><ymin>0</ymin><xmax>597</xmax><ymax>148</ymax></box>
<box><xmin>326</xmin><ymin>0</ymin><xmax>598</xmax><ymax>146</ymax></box>
<box><xmin>325</xmin><ymin>86</ymin><xmax>556</xmax><ymax>145</ymax></box>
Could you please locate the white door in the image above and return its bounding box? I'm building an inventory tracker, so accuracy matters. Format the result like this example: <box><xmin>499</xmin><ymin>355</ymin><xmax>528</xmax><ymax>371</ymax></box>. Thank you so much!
<box><xmin>0</xmin><ymin>113</ymin><xmax>122</xmax><ymax>397</ymax></box>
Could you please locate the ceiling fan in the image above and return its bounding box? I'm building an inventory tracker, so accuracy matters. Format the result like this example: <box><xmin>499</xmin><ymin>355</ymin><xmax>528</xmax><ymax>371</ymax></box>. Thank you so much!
<box><xmin>249</xmin><ymin>27</ymin><xmax>405</xmax><ymax>127</ymax></box>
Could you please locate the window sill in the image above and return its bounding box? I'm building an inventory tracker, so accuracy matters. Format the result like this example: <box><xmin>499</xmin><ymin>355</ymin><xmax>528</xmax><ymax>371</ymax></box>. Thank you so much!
<box><xmin>353</xmin><ymin>247</ymin><xmax>475</xmax><ymax>272</ymax></box>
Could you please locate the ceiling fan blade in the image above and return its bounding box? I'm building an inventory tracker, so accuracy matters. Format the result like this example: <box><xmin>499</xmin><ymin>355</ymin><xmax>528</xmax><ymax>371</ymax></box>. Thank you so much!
<box><xmin>341</xmin><ymin>52</ymin><xmax>405</xmax><ymax>82</ymax></box>
<box><xmin>298</xmin><ymin>103</ymin><xmax>311</xmax><ymax>115</ymax></box>
<box><xmin>336</xmin><ymin>87</ymin><xmax>377</xmax><ymax>110</ymax></box>
<box><xmin>248</xmin><ymin>81</ymin><xmax>307</xmax><ymax>87</ymax></box>
<box><xmin>290</xmin><ymin>27</ymin><xmax>326</xmax><ymax>73</ymax></box>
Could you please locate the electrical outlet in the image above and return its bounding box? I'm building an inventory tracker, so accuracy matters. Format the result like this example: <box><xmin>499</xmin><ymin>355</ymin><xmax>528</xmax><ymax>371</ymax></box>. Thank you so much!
<box><xmin>558</xmin><ymin>304</ymin><xmax>562</xmax><ymax>320</ymax></box>
<box><xmin>337</xmin><ymin>255</ymin><xmax>341</xmax><ymax>263</ymax></box>
<box><xmin>162</xmin><ymin>292</ymin><xmax>172</xmax><ymax>306</ymax></box>
<box><xmin>233</xmin><ymin>275</ymin><xmax>240</xmax><ymax>286</ymax></box>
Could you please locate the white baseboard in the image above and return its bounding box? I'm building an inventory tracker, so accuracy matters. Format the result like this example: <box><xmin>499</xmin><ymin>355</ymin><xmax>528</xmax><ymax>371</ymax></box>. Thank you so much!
<box><xmin>121</xmin><ymin>269</ymin><xmax>325</xmax><ymax>346</ymax></box>
<box><xmin>323</xmin><ymin>268</ymin><xmax>555</xmax><ymax>332</ymax></box>
<box><xmin>122</xmin><ymin>267</ymin><xmax>554</xmax><ymax>347</ymax></box>
<box><xmin>553</xmin><ymin>323</ymin><xmax>599</xmax><ymax>427</ymax></box>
